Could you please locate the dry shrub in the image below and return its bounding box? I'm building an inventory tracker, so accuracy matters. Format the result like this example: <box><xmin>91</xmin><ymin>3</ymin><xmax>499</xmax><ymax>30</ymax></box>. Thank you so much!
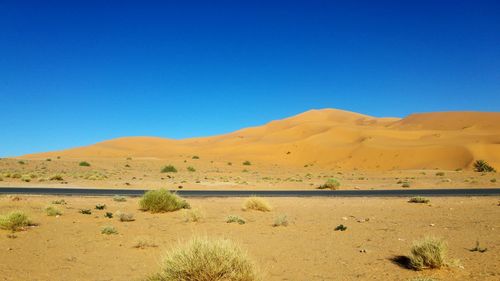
<box><xmin>0</xmin><ymin>211</ymin><xmax>32</xmax><ymax>231</ymax></box>
<box><xmin>183</xmin><ymin>208</ymin><xmax>204</xmax><ymax>222</ymax></box>
<box><xmin>139</xmin><ymin>189</ymin><xmax>190</xmax><ymax>213</ymax></box>
<box><xmin>410</xmin><ymin>237</ymin><xmax>447</xmax><ymax>270</ymax></box>
<box><xmin>243</xmin><ymin>197</ymin><xmax>271</xmax><ymax>212</ymax></box>
<box><xmin>147</xmin><ymin>237</ymin><xmax>259</xmax><ymax>281</ymax></box>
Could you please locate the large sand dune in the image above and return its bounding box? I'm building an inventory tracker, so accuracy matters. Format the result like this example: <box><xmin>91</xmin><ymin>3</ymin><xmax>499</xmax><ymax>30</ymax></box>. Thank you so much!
<box><xmin>22</xmin><ymin>109</ymin><xmax>500</xmax><ymax>170</ymax></box>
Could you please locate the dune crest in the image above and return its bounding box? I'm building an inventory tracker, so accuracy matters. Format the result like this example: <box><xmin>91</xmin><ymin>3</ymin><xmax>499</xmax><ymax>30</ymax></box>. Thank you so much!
<box><xmin>21</xmin><ymin>109</ymin><xmax>500</xmax><ymax>170</ymax></box>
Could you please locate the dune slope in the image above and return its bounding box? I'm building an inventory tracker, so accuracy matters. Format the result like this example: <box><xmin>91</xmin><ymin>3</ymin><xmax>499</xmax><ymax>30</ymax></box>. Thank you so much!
<box><xmin>22</xmin><ymin>109</ymin><xmax>500</xmax><ymax>170</ymax></box>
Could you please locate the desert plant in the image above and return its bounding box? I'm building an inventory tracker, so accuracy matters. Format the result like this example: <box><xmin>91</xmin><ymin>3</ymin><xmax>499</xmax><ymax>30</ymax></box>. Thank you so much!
<box><xmin>402</xmin><ymin>182</ymin><xmax>411</xmax><ymax>188</ymax></box>
<box><xmin>18</xmin><ymin>160</ymin><xmax>25</xmax><ymax>165</ymax></box>
<box><xmin>192</xmin><ymin>155</ymin><xmax>200</xmax><ymax>159</ymax></box>
<box><xmin>11</xmin><ymin>173</ymin><xmax>21</xmax><ymax>179</ymax></box>
<box><xmin>49</xmin><ymin>174</ymin><xmax>64</xmax><ymax>181</ymax></box>
<box><xmin>242</xmin><ymin>160</ymin><xmax>251</xmax><ymax>166</ymax></box>
<box><xmin>187</xmin><ymin>166</ymin><xmax>196</xmax><ymax>172</ymax></box>
<box><xmin>0</xmin><ymin>211</ymin><xmax>32</xmax><ymax>231</ymax></box>
<box><xmin>161</xmin><ymin>165</ymin><xmax>177</xmax><ymax>173</ymax></box>
<box><xmin>116</xmin><ymin>211</ymin><xmax>135</xmax><ymax>222</ymax></box>
<box><xmin>226</xmin><ymin>215</ymin><xmax>246</xmax><ymax>225</ymax></box>
<box><xmin>227</xmin><ymin>162</ymin><xmax>232</xmax><ymax>166</ymax></box>
<box><xmin>334</xmin><ymin>224</ymin><xmax>347</xmax><ymax>231</ymax></box>
<box><xmin>184</xmin><ymin>208</ymin><xmax>204</xmax><ymax>222</ymax></box>
<box><xmin>21</xmin><ymin>175</ymin><xmax>31</xmax><ymax>182</ymax></box>
<box><xmin>79</xmin><ymin>161</ymin><xmax>91</xmax><ymax>167</ymax></box>
<box><xmin>243</xmin><ymin>197</ymin><xmax>272</xmax><ymax>212</ymax></box>
<box><xmin>45</xmin><ymin>206</ymin><xmax>62</xmax><ymax>216</ymax></box>
<box><xmin>473</xmin><ymin>160</ymin><xmax>496</xmax><ymax>172</ymax></box>
<box><xmin>133</xmin><ymin>236</ymin><xmax>158</xmax><ymax>249</ymax></box>
<box><xmin>318</xmin><ymin>178</ymin><xmax>341</xmax><ymax>190</ymax></box>
<box><xmin>272</xmin><ymin>214</ymin><xmax>289</xmax><ymax>227</ymax></box>
<box><xmin>409</xmin><ymin>197</ymin><xmax>430</xmax><ymax>204</ymax></box>
<box><xmin>95</xmin><ymin>204</ymin><xmax>106</xmax><ymax>210</ymax></box>
<box><xmin>469</xmin><ymin>241</ymin><xmax>487</xmax><ymax>253</ymax></box>
<box><xmin>147</xmin><ymin>237</ymin><xmax>258</xmax><ymax>281</ymax></box>
<box><xmin>51</xmin><ymin>199</ymin><xmax>67</xmax><ymax>205</ymax></box>
<box><xmin>101</xmin><ymin>225</ymin><xmax>118</xmax><ymax>235</ymax></box>
<box><xmin>409</xmin><ymin>237</ymin><xmax>447</xmax><ymax>270</ymax></box>
<box><xmin>113</xmin><ymin>195</ymin><xmax>127</xmax><ymax>202</ymax></box>
<box><xmin>435</xmin><ymin>172</ymin><xmax>445</xmax><ymax>176</ymax></box>
<box><xmin>79</xmin><ymin>209</ymin><xmax>92</xmax><ymax>215</ymax></box>
<box><xmin>139</xmin><ymin>189</ymin><xmax>190</xmax><ymax>213</ymax></box>
<box><xmin>105</xmin><ymin>212</ymin><xmax>113</xmax><ymax>218</ymax></box>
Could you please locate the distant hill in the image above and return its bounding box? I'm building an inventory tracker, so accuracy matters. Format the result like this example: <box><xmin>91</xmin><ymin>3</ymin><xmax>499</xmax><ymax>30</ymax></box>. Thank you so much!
<box><xmin>22</xmin><ymin>109</ymin><xmax>500</xmax><ymax>170</ymax></box>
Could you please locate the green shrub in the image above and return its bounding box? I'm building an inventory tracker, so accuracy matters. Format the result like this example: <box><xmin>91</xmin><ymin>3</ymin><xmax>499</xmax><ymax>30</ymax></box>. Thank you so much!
<box><xmin>21</xmin><ymin>175</ymin><xmax>31</xmax><ymax>182</ymax></box>
<box><xmin>95</xmin><ymin>204</ymin><xmax>106</xmax><ymax>210</ymax></box>
<box><xmin>113</xmin><ymin>195</ymin><xmax>127</xmax><ymax>202</ymax></box>
<box><xmin>435</xmin><ymin>172</ymin><xmax>445</xmax><ymax>176</ymax></box>
<box><xmin>226</xmin><ymin>215</ymin><xmax>246</xmax><ymax>225</ymax></box>
<box><xmin>318</xmin><ymin>178</ymin><xmax>340</xmax><ymax>190</ymax></box>
<box><xmin>273</xmin><ymin>215</ymin><xmax>289</xmax><ymax>227</ymax></box>
<box><xmin>409</xmin><ymin>237</ymin><xmax>447</xmax><ymax>270</ymax></box>
<box><xmin>101</xmin><ymin>225</ymin><xmax>118</xmax><ymax>235</ymax></box>
<box><xmin>79</xmin><ymin>161</ymin><xmax>91</xmax><ymax>167</ymax></box>
<box><xmin>183</xmin><ymin>208</ymin><xmax>204</xmax><ymax>222</ymax></box>
<box><xmin>105</xmin><ymin>212</ymin><xmax>113</xmax><ymax>218</ymax></box>
<box><xmin>49</xmin><ymin>174</ymin><xmax>64</xmax><ymax>181</ymax></box>
<box><xmin>242</xmin><ymin>161</ymin><xmax>251</xmax><ymax>166</ymax></box>
<box><xmin>147</xmin><ymin>237</ymin><xmax>258</xmax><ymax>281</ymax></box>
<box><xmin>161</xmin><ymin>165</ymin><xmax>177</xmax><ymax>173</ymax></box>
<box><xmin>45</xmin><ymin>206</ymin><xmax>62</xmax><ymax>216</ymax></box>
<box><xmin>51</xmin><ymin>199</ymin><xmax>67</xmax><ymax>205</ymax></box>
<box><xmin>409</xmin><ymin>197</ymin><xmax>430</xmax><ymax>204</ymax></box>
<box><xmin>79</xmin><ymin>209</ymin><xmax>92</xmax><ymax>215</ymax></box>
<box><xmin>243</xmin><ymin>197</ymin><xmax>272</xmax><ymax>212</ymax></box>
<box><xmin>334</xmin><ymin>224</ymin><xmax>347</xmax><ymax>231</ymax></box>
<box><xmin>0</xmin><ymin>211</ymin><xmax>32</xmax><ymax>231</ymax></box>
<box><xmin>187</xmin><ymin>166</ymin><xmax>196</xmax><ymax>172</ymax></box>
<box><xmin>473</xmin><ymin>160</ymin><xmax>496</xmax><ymax>172</ymax></box>
<box><xmin>139</xmin><ymin>189</ymin><xmax>190</xmax><ymax>213</ymax></box>
<box><xmin>491</xmin><ymin>178</ymin><xmax>497</xmax><ymax>183</ymax></box>
<box><xmin>192</xmin><ymin>156</ymin><xmax>200</xmax><ymax>159</ymax></box>
<box><xmin>402</xmin><ymin>182</ymin><xmax>411</xmax><ymax>188</ymax></box>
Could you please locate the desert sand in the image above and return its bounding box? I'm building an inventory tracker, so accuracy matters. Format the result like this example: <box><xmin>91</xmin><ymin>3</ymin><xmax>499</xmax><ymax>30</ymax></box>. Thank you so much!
<box><xmin>0</xmin><ymin>195</ymin><xmax>498</xmax><ymax>280</ymax></box>
<box><xmin>1</xmin><ymin>109</ymin><xmax>499</xmax><ymax>190</ymax></box>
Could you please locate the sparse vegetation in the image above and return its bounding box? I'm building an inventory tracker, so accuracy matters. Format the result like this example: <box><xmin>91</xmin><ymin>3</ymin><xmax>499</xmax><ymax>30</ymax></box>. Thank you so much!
<box><xmin>133</xmin><ymin>237</ymin><xmax>158</xmax><ymax>249</ymax></box>
<box><xmin>473</xmin><ymin>160</ymin><xmax>496</xmax><ymax>172</ymax></box>
<box><xmin>79</xmin><ymin>209</ymin><xmax>92</xmax><ymax>215</ymax></box>
<box><xmin>45</xmin><ymin>206</ymin><xmax>62</xmax><ymax>216</ymax></box>
<box><xmin>243</xmin><ymin>196</ymin><xmax>272</xmax><ymax>212</ymax></box>
<box><xmin>101</xmin><ymin>225</ymin><xmax>118</xmax><ymax>235</ymax></box>
<box><xmin>113</xmin><ymin>195</ymin><xmax>127</xmax><ymax>202</ymax></box>
<box><xmin>0</xmin><ymin>211</ymin><xmax>32</xmax><ymax>231</ymax></box>
<box><xmin>95</xmin><ymin>204</ymin><xmax>106</xmax><ymax>210</ymax></box>
<box><xmin>226</xmin><ymin>215</ymin><xmax>246</xmax><ymax>225</ymax></box>
<box><xmin>187</xmin><ymin>166</ymin><xmax>196</xmax><ymax>172</ymax></box>
<box><xmin>409</xmin><ymin>197</ymin><xmax>430</xmax><ymax>204</ymax></box>
<box><xmin>51</xmin><ymin>199</ymin><xmax>67</xmax><ymax>205</ymax></box>
<box><xmin>273</xmin><ymin>214</ymin><xmax>289</xmax><ymax>227</ymax></box>
<box><xmin>409</xmin><ymin>237</ymin><xmax>447</xmax><ymax>270</ymax></box>
<box><xmin>147</xmin><ymin>237</ymin><xmax>258</xmax><ymax>281</ymax></box>
<box><xmin>334</xmin><ymin>224</ymin><xmax>347</xmax><ymax>231</ymax></box>
<box><xmin>318</xmin><ymin>178</ymin><xmax>340</xmax><ymax>190</ymax></box>
<box><xmin>105</xmin><ymin>212</ymin><xmax>113</xmax><ymax>218</ymax></box>
<box><xmin>183</xmin><ymin>208</ymin><xmax>204</xmax><ymax>222</ymax></box>
<box><xmin>242</xmin><ymin>160</ymin><xmax>251</xmax><ymax>166</ymax></box>
<box><xmin>49</xmin><ymin>174</ymin><xmax>64</xmax><ymax>181</ymax></box>
<box><xmin>192</xmin><ymin>155</ymin><xmax>199</xmax><ymax>159</ymax></box>
<box><xmin>435</xmin><ymin>172</ymin><xmax>445</xmax><ymax>176</ymax></box>
<box><xmin>469</xmin><ymin>241</ymin><xmax>487</xmax><ymax>253</ymax></box>
<box><xmin>139</xmin><ymin>189</ymin><xmax>190</xmax><ymax>213</ymax></box>
<box><xmin>79</xmin><ymin>161</ymin><xmax>91</xmax><ymax>167</ymax></box>
<box><xmin>402</xmin><ymin>182</ymin><xmax>411</xmax><ymax>188</ymax></box>
<box><xmin>161</xmin><ymin>165</ymin><xmax>177</xmax><ymax>173</ymax></box>
<box><xmin>116</xmin><ymin>211</ymin><xmax>135</xmax><ymax>222</ymax></box>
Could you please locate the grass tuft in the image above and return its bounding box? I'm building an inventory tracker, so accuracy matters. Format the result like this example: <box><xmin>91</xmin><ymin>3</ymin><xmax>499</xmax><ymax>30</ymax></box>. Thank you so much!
<box><xmin>79</xmin><ymin>161</ymin><xmax>91</xmax><ymax>167</ymax></box>
<box><xmin>139</xmin><ymin>189</ymin><xmax>190</xmax><ymax>213</ymax></box>
<box><xmin>101</xmin><ymin>225</ymin><xmax>118</xmax><ymax>235</ymax></box>
<box><xmin>161</xmin><ymin>165</ymin><xmax>177</xmax><ymax>173</ymax></box>
<box><xmin>318</xmin><ymin>178</ymin><xmax>340</xmax><ymax>190</ymax></box>
<box><xmin>147</xmin><ymin>237</ymin><xmax>258</xmax><ymax>281</ymax></box>
<box><xmin>408</xmin><ymin>197</ymin><xmax>430</xmax><ymax>204</ymax></box>
<box><xmin>113</xmin><ymin>195</ymin><xmax>127</xmax><ymax>202</ymax></box>
<box><xmin>45</xmin><ymin>206</ymin><xmax>62</xmax><ymax>216</ymax></box>
<box><xmin>272</xmin><ymin>214</ymin><xmax>289</xmax><ymax>227</ymax></box>
<box><xmin>183</xmin><ymin>208</ymin><xmax>204</xmax><ymax>222</ymax></box>
<box><xmin>226</xmin><ymin>215</ymin><xmax>246</xmax><ymax>225</ymax></box>
<box><xmin>409</xmin><ymin>237</ymin><xmax>447</xmax><ymax>270</ymax></box>
<box><xmin>243</xmin><ymin>197</ymin><xmax>272</xmax><ymax>212</ymax></box>
<box><xmin>473</xmin><ymin>160</ymin><xmax>496</xmax><ymax>172</ymax></box>
<box><xmin>0</xmin><ymin>211</ymin><xmax>32</xmax><ymax>231</ymax></box>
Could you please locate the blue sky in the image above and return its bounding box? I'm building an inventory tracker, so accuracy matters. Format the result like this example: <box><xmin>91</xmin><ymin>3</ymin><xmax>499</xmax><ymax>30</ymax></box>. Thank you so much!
<box><xmin>1</xmin><ymin>1</ymin><xmax>499</xmax><ymax>156</ymax></box>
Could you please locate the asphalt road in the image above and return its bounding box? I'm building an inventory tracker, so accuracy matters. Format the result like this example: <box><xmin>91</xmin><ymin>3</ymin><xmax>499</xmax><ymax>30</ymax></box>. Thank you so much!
<box><xmin>1</xmin><ymin>187</ymin><xmax>499</xmax><ymax>197</ymax></box>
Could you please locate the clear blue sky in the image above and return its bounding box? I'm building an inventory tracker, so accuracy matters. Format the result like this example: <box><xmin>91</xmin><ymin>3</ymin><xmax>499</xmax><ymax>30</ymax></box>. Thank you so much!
<box><xmin>1</xmin><ymin>1</ymin><xmax>499</xmax><ymax>156</ymax></box>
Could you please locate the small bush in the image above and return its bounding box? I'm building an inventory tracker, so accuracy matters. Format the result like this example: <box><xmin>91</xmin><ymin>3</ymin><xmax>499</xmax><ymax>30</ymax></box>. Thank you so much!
<box><xmin>192</xmin><ymin>156</ymin><xmax>199</xmax><ymax>159</ymax></box>
<box><xmin>79</xmin><ymin>209</ymin><xmax>92</xmax><ymax>215</ymax></box>
<box><xmin>11</xmin><ymin>173</ymin><xmax>21</xmax><ymax>179</ymax></box>
<box><xmin>473</xmin><ymin>160</ymin><xmax>496</xmax><ymax>172</ymax></box>
<box><xmin>242</xmin><ymin>161</ymin><xmax>251</xmax><ymax>166</ymax></box>
<box><xmin>187</xmin><ymin>166</ymin><xmax>196</xmax><ymax>172</ymax></box>
<box><xmin>402</xmin><ymin>182</ymin><xmax>411</xmax><ymax>188</ymax></box>
<box><xmin>435</xmin><ymin>172</ymin><xmax>445</xmax><ymax>176</ymax></box>
<box><xmin>491</xmin><ymin>178</ymin><xmax>497</xmax><ymax>183</ymax></box>
<box><xmin>21</xmin><ymin>175</ymin><xmax>31</xmax><ymax>182</ymax></box>
<box><xmin>113</xmin><ymin>195</ymin><xmax>127</xmax><ymax>202</ymax></box>
<box><xmin>409</xmin><ymin>237</ymin><xmax>447</xmax><ymax>270</ymax></box>
<box><xmin>161</xmin><ymin>165</ymin><xmax>177</xmax><ymax>173</ymax></box>
<box><xmin>45</xmin><ymin>206</ymin><xmax>62</xmax><ymax>216</ymax></box>
<box><xmin>227</xmin><ymin>162</ymin><xmax>232</xmax><ymax>166</ymax></box>
<box><xmin>46</xmin><ymin>158</ymin><xmax>52</xmax><ymax>161</ymax></box>
<box><xmin>243</xmin><ymin>197</ymin><xmax>272</xmax><ymax>212</ymax></box>
<box><xmin>79</xmin><ymin>161</ymin><xmax>91</xmax><ymax>167</ymax></box>
<box><xmin>409</xmin><ymin>197</ymin><xmax>430</xmax><ymax>204</ymax></box>
<box><xmin>18</xmin><ymin>160</ymin><xmax>25</xmax><ymax>165</ymax></box>
<box><xmin>133</xmin><ymin>237</ymin><xmax>158</xmax><ymax>249</ymax></box>
<box><xmin>139</xmin><ymin>189</ymin><xmax>190</xmax><ymax>213</ymax></box>
<box><xmin>334</xmin><ymin>224</ymin><xmax>347</xmax><ymax>231</ymax></box>
<box><xmin>105</xmin><ymin>212</ymin><xmax>113</xmax><ymax>218</ymax></box>
<box><xmin>117</xmin><ymin>211</ymin><xmax>135</xmax><ymax>222</ymax></box>
<box><xmin>318</xmin><ymin>178</ymin><xmax>340</xmax><ymax>190</ymax></box>
<box><xmin>101</xmin><ymin>225</ymin><xmax>118</xmax><ymax>235</ymax></box>
<box><xmin>184</xmin><ymin>208</ymin><xmax>204</xmax><ymax>222</ymax></box>
<box><xmin>226</xmin><ymin>215</ymin><xmax>246</xmax><ymax>225</ymax></box>
<box><xmin>0</xmin><ymin>211</ymin><xmax>32</xmax><ymax>231</ymax></box>
<box><xmin>95</xmin><ymin>204</ymin><xmax>106</xmax><ymax>210</ymax></box>
<box><xmin>147</xmin><ymin>237</ymin><xmax>258</xmax><ymax>281</ymax></box>
<box><xmin>273</xmin><ymin>215</ymin><xmax>289</xmax><ymax>227</ymax></box>
<box><xmin>49</xmin><ymin>174</ymin><xmax>64</xmax><ymax>181</ymax></box>
<box><xmin>51</xmin><ymin>199</ymin><xmax>67</xmax><ymax>205</ymax></box>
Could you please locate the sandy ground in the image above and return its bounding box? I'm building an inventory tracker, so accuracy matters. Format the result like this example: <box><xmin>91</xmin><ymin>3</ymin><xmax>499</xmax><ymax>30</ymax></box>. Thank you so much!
<box><xmin>1</xmin><ymin>157</ymin><xmax>499</xmax><ymax>190</ymax></box>
<box><xmin>0</xmin><ymin>195</ymin><xmax>498</xmax><ymax>280</ymax></box>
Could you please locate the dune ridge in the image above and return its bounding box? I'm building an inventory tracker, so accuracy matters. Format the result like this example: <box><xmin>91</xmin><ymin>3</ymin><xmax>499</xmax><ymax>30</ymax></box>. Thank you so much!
<box><xmin>22</xmin><ymin>109</ymin><xmax>500</xmax><ymax>170</ymax></box>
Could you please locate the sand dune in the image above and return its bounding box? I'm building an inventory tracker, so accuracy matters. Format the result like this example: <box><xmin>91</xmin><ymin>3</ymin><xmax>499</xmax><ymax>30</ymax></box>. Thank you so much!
<box><xmin>22</xmin><ymin>109</ymin><xmax>500</xmax><ymax>170</ymax></box>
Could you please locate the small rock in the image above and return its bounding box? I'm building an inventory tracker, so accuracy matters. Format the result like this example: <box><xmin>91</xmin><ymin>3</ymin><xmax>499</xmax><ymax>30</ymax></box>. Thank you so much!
<box><xmin>341</xmin><ymin>217</ymin><xmax>348</xmax><ymax>221</ymax></box>
<box><xmin>430</xmin><ymin>223</ymin><xmax>435</xmax><ymax>227</ymax></box>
